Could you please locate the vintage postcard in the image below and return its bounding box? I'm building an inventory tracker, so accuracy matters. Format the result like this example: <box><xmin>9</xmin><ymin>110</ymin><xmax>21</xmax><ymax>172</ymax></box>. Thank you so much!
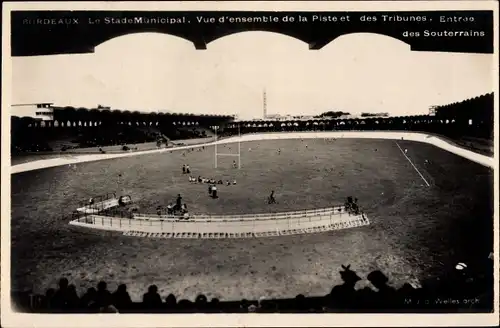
<box><xmin>1</xmin><ymin>1</ymin><xmax>498</xmax><ymax>327</ymax></box>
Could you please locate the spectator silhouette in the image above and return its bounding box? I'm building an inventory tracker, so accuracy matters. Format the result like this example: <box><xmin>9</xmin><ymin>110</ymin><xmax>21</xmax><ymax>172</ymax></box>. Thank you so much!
<box><xmin>80</xmin><ymin>287</ymin><xmax>97</xmax><ymax>311</ymax></box>
<box><xmin>209</xmin><ymin>298</ymin><xmax>220</xmax><ymax>313</ymax></box>
<box><xmin>177</xmin><ymin>299</ymin><xmax>193</xmax><ymax>313</ymax></box>
<box><xmin>328</xmin><ymin>265</ymin><xmax>361</xmax><ymax>310</ymax></box>
<box><xmin>367</xmin><ymin>271</ymin><xmax>394</xmax><ymax>291</ymax></box>
<box><xmin>143</xmin><ymin>285</ymin><xmax>163</xmax><ymax>310</ymax></box>
<box><xmin>165</xmin><ymin>293</ymin><xmax>177</xmax><ymax>312</ymax></box>
<box><xmin>66</xmin><ymin>284</ymin><xmax>80</xmax><ymax>311</ymax></box>
<box><xmin>42</xmin><ymin>288</ymin><xmax>56</xmax><ymax>312</ymax></box>
<box><xmin>112</xmin><ymin>284</ymin><xmax>132</xmax><ymax>310</ymax></box>
<box><xmin>95</xmin><ymin>281</ymin><xmax>112</xmax><ymax>309</ymax></box>
<box><xmin>367</xmin><ymin>270</ymin><xmax>397</xmax><ymax>309</ymax></box>
<box><xmin>356</xmin><ymin>286</ymin><xmax>376</xmax><ymax>310</ymax></box>
<box><xmin>195</xmin><ymin>294</ymin><xmax>208</xmax><ymax>312</ymax></box>
<box><xmin>52</xmin><ymin>278</ymin><xmax>70</xmax><ymax>311</ymax></box>
<box><xmin>294</xmin><ymin>294</ymin><xmax>307</xmax><ymax>312</ymax></box>
<box><xmin>239</xmin><ymin>299</ymin><xmax>250</xmax><ymax>313</ymax></box>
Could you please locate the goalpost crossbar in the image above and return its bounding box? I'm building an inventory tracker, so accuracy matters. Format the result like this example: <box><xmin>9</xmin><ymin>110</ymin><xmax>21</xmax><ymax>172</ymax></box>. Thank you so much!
<box><xmin>214</xmin><ymin>126</ymin><xmax>242</xmax><ymax>169</ymax></box>
<box><xmin>216</xmin><ymin>153</ymin><xmax>240</xmax><ymax>157</ymax></box>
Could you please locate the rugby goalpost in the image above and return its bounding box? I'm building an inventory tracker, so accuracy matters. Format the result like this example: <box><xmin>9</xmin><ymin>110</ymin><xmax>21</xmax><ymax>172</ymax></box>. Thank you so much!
<box><xmin>214</xmin><ymin>125</ymin><xmax>241</xmax><ymax>169</ymax></box>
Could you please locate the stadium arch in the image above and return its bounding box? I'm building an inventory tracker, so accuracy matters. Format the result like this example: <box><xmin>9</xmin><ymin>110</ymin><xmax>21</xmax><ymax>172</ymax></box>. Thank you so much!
<box><xmin>93</xmin><ymin>31</ymin><xmax>197</xmax><ymax>51</ymax></box>
<box><xmin>93</xmin><ymin>30</ymin><xmax>410</xmax><ymax>52</ymax></box>
<box><xmin>13</xmin><ymin>10</ymin><xmax>493</xmax><ymax>56</ymax></box>
<box><xmin>204</xmin><ymin>29</ymin><xmax>308</xmax><ymax>49</ymax></box>
<box><xmin>320</xmin><ymin>32</ymin><xmax>410</xmax><ymax>51</ymax></box>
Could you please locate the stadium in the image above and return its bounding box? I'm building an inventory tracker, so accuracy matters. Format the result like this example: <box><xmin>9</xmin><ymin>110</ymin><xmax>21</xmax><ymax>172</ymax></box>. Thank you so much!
<box><xmin>9</xmin><ymin>32</ymin><xmax>495</xmax><ymax>313</ymax></box>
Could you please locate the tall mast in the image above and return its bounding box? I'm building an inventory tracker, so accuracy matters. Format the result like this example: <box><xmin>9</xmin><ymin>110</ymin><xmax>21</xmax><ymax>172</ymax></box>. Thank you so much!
<box><xmin>263</xmin><ymin>88</ymin><xmax>267</xmax><ymax>119</ymax></box>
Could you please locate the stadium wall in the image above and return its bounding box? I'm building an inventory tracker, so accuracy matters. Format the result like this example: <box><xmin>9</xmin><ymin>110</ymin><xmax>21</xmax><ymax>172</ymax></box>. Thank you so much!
<box><xmin>10</xmin><ymin>131</ymin><xmax>494</xmax><ymax>174</ymax></box>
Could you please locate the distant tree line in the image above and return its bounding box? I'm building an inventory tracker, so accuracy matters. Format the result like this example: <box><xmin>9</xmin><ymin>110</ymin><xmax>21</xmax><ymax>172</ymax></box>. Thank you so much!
<box><xmin>316</xmin><ymin>111</ymin><xmax>351</xmax><ymax>118</ymax></box>
<box><xmin>360</xmin><ymin>113</ymin><xmax>389</xmax><ymax>118</ymax></box>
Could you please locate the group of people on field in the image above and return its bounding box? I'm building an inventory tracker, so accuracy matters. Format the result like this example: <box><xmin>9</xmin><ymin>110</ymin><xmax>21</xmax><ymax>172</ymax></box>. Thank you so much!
<box><xmin>182</xmin><ymin>164</ymin><xmax>191</xmax><ymax>175</ymax></box>
<box><xmin>162</xmin><ymin>194</ymin><xmax>190</xmax><ymax>219</ymax></box>
<box><xmin>188</xmin><ymin>176</ymin><xmax>237</xmax><ymax>186</ymax></box>
<box><xmin>344</xmin><ymin>196</ymin><xmax>360</xmax><ymax>215</ymax></box>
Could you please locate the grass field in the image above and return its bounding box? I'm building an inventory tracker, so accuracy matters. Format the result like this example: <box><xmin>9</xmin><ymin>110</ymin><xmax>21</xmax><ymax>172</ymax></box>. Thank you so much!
<box><xmin>10</xmin><ymin>138</ymin><xmax>493</xmax><ymax>302</ymax></box>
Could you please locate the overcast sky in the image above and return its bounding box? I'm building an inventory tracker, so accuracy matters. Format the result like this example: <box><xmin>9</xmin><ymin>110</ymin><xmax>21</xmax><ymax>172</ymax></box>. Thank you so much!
<box><xmin>12</xmin><ymin>32</ymin><xmax>494</xmax><ymax>120</ymax></box>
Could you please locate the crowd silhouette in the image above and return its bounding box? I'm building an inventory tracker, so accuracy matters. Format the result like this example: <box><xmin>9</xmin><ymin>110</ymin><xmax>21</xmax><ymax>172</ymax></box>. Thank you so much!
<box><xmin>12</xmin><ymin>258</ymin><xmax>493</xmax><ymax>314</ymax></box>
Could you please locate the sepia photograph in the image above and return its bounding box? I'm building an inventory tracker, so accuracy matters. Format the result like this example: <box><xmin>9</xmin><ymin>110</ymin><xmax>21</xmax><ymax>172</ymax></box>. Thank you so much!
<box><xmin>1</xmin><ymin>1</ymin><xmax>498</xmax><ymax>327</ymax></box>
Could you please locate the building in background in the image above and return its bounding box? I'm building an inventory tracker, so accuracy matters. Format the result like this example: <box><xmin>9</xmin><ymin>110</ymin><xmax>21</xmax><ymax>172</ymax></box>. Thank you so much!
<box><xmin>428</xmin><ymin>106</ymin><xmax>437</xmax><ymax>116</ymax></box>
<box><xmin>12</xmin><ymin>103</ymin><xmax>54</xmax><ymax>121</ymax></box>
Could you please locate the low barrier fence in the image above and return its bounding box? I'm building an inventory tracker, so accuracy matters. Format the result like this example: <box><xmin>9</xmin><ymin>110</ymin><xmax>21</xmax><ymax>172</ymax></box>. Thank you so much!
<box><xmin>70</xmin><ymin>207</ymin><xmax>368</xmax><ymax>236</ymax></box>
<box><xmin>77</xmin><ymin>198</ymin><xmax>119</xmax><ymax>213</ymax></box>
<box><xmin>132</xmin><ymin>206</ymin><xmax>346</xmax><ymax>222</ymax></box>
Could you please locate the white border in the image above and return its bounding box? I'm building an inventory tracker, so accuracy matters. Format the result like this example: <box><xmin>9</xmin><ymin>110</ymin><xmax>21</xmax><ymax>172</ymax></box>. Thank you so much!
<box><xmin>2</xmin><ymin>2</ymin><xmax>498</xmax><ymax>327</ymax></box>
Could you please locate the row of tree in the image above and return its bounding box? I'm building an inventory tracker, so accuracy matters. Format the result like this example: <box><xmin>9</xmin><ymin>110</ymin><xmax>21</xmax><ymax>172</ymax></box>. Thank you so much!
<box><xmin>360</xmin><ymin>113</ymin><xmax>389</xmax><ymax>118</ymax></box>
<box><xmin>315</xmin><ymin>111</ymin><xmax>351</xmax><ymax>118</ymax></box>
<box><xmin>434</xmin><ymin>93</ymin><xmax>493</xmax><ymax>122</ymax></box>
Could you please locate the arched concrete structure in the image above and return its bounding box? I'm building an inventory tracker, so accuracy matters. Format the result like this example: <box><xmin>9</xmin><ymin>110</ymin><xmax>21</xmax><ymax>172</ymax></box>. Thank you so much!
<box><xmin>11</xmin><ymin>11</ymin><xmax>493</xmax><ymax>56</ymax></box>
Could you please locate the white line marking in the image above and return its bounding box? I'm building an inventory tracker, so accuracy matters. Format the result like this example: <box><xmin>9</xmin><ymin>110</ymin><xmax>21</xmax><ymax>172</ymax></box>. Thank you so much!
<box><xmin>395</xmin><ymin>142</ymin><xmax>431</xmax><ymax>187</ymax></box>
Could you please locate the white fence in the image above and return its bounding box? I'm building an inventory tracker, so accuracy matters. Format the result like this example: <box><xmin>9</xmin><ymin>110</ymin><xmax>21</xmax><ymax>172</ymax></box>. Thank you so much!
<box><xmin>132</xmin><ymin>206</ymin><xmax>346</xmax><ymax>222</ymax></box>
<box><xmin>76</xmin><ymin>198</ymin><xmax>119</xmax><ymax>214</ymax></box>
<box><xmin>69</xmin><ymin>207</ymin><xmax>369</xmax><ymax>238</ymax></box>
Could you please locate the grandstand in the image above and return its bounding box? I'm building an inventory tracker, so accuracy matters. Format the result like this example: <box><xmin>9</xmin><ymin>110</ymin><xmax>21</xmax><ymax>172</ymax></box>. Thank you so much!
<box><xmin>11</xmin><ymin>107</ymin><xmax>233</xmax><ymax>154</ymax></box>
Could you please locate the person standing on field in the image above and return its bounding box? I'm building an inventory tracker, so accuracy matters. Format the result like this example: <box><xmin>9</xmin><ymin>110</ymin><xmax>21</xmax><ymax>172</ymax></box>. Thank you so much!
<box><xmin>268</xmin><ymin>191</ymin><xmax>277</xmax><ymax>204</ymax></box>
